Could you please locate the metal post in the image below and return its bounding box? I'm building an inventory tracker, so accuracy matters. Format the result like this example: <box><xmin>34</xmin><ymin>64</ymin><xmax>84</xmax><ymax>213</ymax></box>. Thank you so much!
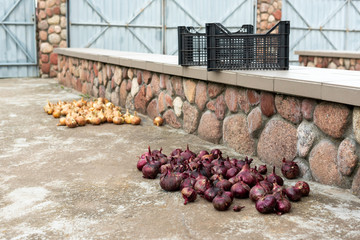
<box><xmin>161</xmin><ymin>0</ymin><xmax>166</xmax><ymax>54</ymax></box>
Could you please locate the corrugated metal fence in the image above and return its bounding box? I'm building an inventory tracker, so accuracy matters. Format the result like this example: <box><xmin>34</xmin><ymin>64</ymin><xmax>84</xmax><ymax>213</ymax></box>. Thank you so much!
<box><xmin>283</xmin><ymin>0</ymin><xmax>360</xmax><ymax>63</ymax></box>
<box><xmin>68</xmin><ymin>0</ymin><xmax>257</xmax><ymax>55</ymax></box>
<box><xmin>0</xmin><ymin>0</ymin><xmax>37</xmax><ymax>78</ymax></box>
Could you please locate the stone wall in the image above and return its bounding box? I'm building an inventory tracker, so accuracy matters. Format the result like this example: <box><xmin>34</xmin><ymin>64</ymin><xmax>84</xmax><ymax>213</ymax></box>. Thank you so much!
<box><xmin>57</xmin><ymin>55</ymin><xmax>360</xmax><ymax>198</ymax></box>
<box><xmin>37</xmin><ymin>0</ymin><xmax>67</xmax><ymax>78</ymax></box>
<box><xmin>256</xmin><ymin>0</ymin><xmax>282</xmax><ymax>33</ymax></box>
<box><xmin>299</xmin><ymin>56</ymin><xmax>360</xmax><ymax>71</ymax></box>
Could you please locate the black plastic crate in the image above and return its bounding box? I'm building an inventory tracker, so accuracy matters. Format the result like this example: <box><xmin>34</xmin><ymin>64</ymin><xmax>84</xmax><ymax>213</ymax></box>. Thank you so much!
<box><xmin>206</xmin><ymin>21</ymin><xmax>290</xmax><ymax>71</ymax></box>
<box><xmin>178</xmin><ymin>24</ymin><xmax>254</xmax><ymax>66</ymax></box>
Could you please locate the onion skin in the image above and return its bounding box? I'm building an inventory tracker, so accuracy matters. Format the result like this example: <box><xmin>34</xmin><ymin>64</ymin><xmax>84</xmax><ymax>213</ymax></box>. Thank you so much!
<box><xmin>181</xmin><ymin>187</ymin><xmax>197</xmax><ymax>205</ymax></box>
<box><xmin>255</xmin><ymin>194</ymin><xmax>276</xmax><ymax>214</ymax></box>
<box><xmin>295</xmin><ymin>181</ymin><xmax>310</xmax><ymax>197</ymax></box>
<box><xmin>281</xmin><ymin>158</ymin><xmax>300</xmax><ymax>179</ymax></box>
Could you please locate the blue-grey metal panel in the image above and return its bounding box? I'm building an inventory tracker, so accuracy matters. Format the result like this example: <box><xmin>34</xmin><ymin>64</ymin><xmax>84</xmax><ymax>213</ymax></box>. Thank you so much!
<box><xmin>283</xmin><ymin>0</ymin><xmax>360</xmax><ymax>64</ymax></box>
<box><xmin>69</xmin><ymin>0</ymin><xmax>256</xmax><ymax>55</ymax></box>
<box><xmin>0</xmin><ymin>0</ymin><xmax>38</xmax><ymax>78</ymax></box>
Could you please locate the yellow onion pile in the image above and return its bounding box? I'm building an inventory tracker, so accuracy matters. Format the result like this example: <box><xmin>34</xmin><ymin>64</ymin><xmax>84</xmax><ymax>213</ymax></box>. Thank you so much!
<box><xmin>43</xmin><ymin>97</ymin><xmax>141</xmax><ymax>128</ymax></box>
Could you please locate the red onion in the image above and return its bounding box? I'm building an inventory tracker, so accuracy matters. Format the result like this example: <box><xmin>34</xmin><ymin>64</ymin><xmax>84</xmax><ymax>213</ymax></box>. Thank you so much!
<box><xmin>233</xmin><ymin>205</ymin><xmax>245</xmax><ymax>212</ymax></box>
<box><xmin>198</xmin><ymin>162</ymin><xmax>212</xmax><ymax>178</ymax></box>
<box><xmin>210</xmin><ymin>149</ymin><xmax>222</xmax><ymax>159</ymax></box>
<box><xmin>137</xmin><ymin>157</ymin><xmax>147</xmax><ymax>171</ymax></box>
<box><xmin>194</xmin><ymin>178</ymin><xmax>211</xmax><ymax>195</ymax></box>
<box><xmin>160</xmin><ymin>163</ymin><xmax>171</xmax><ymax>174</ymax></box>
<box><xmin>181</xmin><ymin>187</ymin><xmax>197</xmax><ymax>205</ymax></box>
<box><xmin>137</xmin><ymin>146</ymin><xmax>153</xmax><ymax>171</ymax></box>
<box><xmin>284</xmin><ymin>186</ymin><xmax>302</xmax><ymax>202</ymax></box>
<box><xmin>281</xmin><ymin>158</ymin><xmax>300</xmax><ymax>179</ymax></box>
<box><xmin>271</xmin><ymin>182</ymin><xmax>285</xmax><ymax>200</ymax></box>
<box><xmin>180</xmin><ymin>177</ymin><xmax>196</xmax><ymax>190</ymax></box>
<box><xmin>266</xmin><ymin>166</ymin><xmax>284</xmax><ymax>186</ymax></box>
<box><xmin>211</xmin><ymin>163</ymin><xmax>228</xmax><ymax>176</ymax></box>
<box><xmin>171</xmin><ymin>148</ymin><xmax>182</xmax><ymax>157</ymax></box>
<box><xmin>228</xmin><ymin>176</ymin><xmax>239</xmax><ymax>185</ymax></box>
<box><xmin>275</xmin><ymin>196</ymin><xmax>292</xmax><ymax>215</ymax></box>
<box><xmin>204</xmin><ymin>187</ymin><xmax>220</xmax><ymax>202</ymax></box>
<box><xmin>236</xmin><ymin>163</ymin><xmax>257</xmax><ymax>187</ymax></box>
<box><xmin>255</xmin><ymin>194</ymin><xmax>276</xmax><ymax>214</ymax></box>
<box><xmin>215</xmin><ymin>178</ymin><xmax>232</xmax><ymax>191</ymax></box>
<box><xmin>258</xmin><ymin>164</ymin><xmax>267</xmax><ymax>175</ymax></box>
<box><xmin>223</xmin><ymin>191</ymin><xmax>234</xmax><ymax>201</ymax></box>
<box><xmin>197</xmin><ymin>150</ymin><xmax>209</xmax><ymax>158</ymax></box>
<box><xmin>212</xmin><ymin>191</ymin><xmax>232</xmax><ymax>211</ymax></box>
<box><xmin>251</xmin><ymin>166</ymin><xmax>264</xmax><ymax>182</ymax></box>
<box><xmin>142</xmin><ymin>158</ymin><xmax>160</xmax><ymax>179</ymax></box>
<box><xmin>259</xmin><ymin>180</ymin><xmax>273</xmax><ymax>193</ymax></box>
<box><xmin>159</xmin><ymin>170</ymin><xmax>182</xmax><ymax>191</ymax></box>
<box><xmin>249</xmin><ymin>181</ymin><xmax>267</xmax><ymax>202</ymax></box>
<box><xmin>181</xmin><ymin>145</ymin><xmax>196</xmax><ymax>160</ymax></box>
<box><xmin>226</xmin><ymin>167</ymin><xmax>239</xmax><ymax>179</ymax></box>
<box><xmin>230</xmin><ymin>181</ymin><xmax>250</xmax><ymax>199</ymax></box>
<box><xmin>295</xmin><ymin>181</ymin><xmax>310</xmax><ymax>197</ymax></box>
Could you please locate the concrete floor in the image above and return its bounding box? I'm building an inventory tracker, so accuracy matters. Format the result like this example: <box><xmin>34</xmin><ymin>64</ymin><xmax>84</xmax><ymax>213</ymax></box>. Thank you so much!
<box><xmin>0</xmin><ymin>78</ymin><xmax>360</xmax><ymax>240</ymax></box>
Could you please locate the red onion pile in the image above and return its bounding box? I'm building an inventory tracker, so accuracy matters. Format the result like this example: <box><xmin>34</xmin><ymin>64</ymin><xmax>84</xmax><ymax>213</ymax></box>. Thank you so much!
<box><xmin>136</xmin><ymin>146</ymin><xmax>310</xmax><ymax>215</ymax></box>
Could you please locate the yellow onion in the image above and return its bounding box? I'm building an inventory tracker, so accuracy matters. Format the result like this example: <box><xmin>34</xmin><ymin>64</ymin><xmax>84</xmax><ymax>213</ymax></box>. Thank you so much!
<box><xmin>113</xmin><ymin>116</ymin><xmax>125</xmax><ymax>125</ymax></box>
<box><xmin>65</xmin><ymin>117</ymin><xmax>77</xmax><ymax>128</ymax></box>
<box><xmin>131</xmin><ymin>111</ymin><xmax>141</xmax><ymax>125</ymax></box>
<box><xmin>106</xmin><ymin>115</ymin><xmax>113</xmax><ymax>123</ymax></box>
<box><xmin>153</xmin><ymin>116</ymin><xmax>164</xmax><ymax>126</ymax></box>
<box><xmin>75</xmin><ymin>115</ymin><xmax>86</xmax><ymax>126</ymax></box>
<box><xmin>57</xmin><ymin>117</ymin><xmax>66</xmax><ymax>126</ymax></box>
<box><xmin>124</xmin><ymin>109</ymin><xmax>132</xmax><ymax>124</ymax></box>
<box><xmin>52</xmin><ymin>110</ymin><xmax>61</xmax><ymax>118</ymax></box>
<box><xmin>90</xmin><ymin>117</ymin><xmax>101</xmax><ymax>125</ymax></box>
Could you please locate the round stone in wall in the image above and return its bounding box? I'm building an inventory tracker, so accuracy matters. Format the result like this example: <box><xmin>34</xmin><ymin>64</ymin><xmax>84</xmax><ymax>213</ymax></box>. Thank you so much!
<box><xmin>198</xmin><ymin>111</ymin><xmax>222</xmax><ymax>144</ymax></box>
<box><xmin>182</xmin><ymin>101</ymin><xmax>199</xmax><ymax>134</ymax></box>
<box><xmin>223</xmin><ymin>114</ymin><xmax>255</xmax><ymax>155</ymax></box>
<box><xmin>313</xmin><ymin>102</ymin><xmax>350</xmax><ymax>138</ymax></box>
<box><xmin>353</xmin><ymin>107</ymin><xmax>360</xmax><ymax>144</ymax></box>
<box><xmin>337</xmin><ymin>138</ymin><xmax>358</xmax><ymax>176</ymax></box>
<box><xmin>257</xmin><ymin>119</ymin><xmax>297</xmax><ymax>168</ymax></box>
<box><xmin>40</xmin><ymin>42</ymin><xmax>53</xmax><ymax>53</ymax></box>
<box><xmin>297</xmin><ymin>121</ymin><xmax>317</xmax><ymax>158</ymax></box>
<box><xmin>48</xmin><ymin>33</ymin><xmax>61</xmax><ymax>44</ymax></box>
<box><xmin>309</xmin><ymin>140</ymin><xmax>346</xmax><ymax>187</ymax></box>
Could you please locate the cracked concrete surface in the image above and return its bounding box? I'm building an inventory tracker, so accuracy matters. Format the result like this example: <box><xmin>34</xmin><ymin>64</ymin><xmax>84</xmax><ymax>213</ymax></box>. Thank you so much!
<box><xmin>0</xmin><ymin>78</ymin><xmax>360</xmax><ymax>240</ymax></box>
